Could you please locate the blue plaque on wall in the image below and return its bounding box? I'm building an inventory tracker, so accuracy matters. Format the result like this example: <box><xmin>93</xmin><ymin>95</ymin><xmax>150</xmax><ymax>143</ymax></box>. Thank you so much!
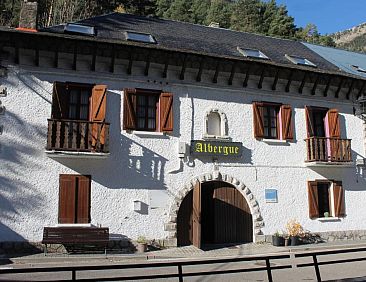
<box><xmin>265</xmin><ymin>189</ymin><xmax>278</xmax><ymax>203</ymax></box>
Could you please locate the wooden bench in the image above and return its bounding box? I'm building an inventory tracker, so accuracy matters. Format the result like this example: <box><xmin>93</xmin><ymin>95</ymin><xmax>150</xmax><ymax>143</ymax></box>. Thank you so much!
<box><xmin>42</xmin><ymin>227</ymin><xmax>109</xmax><ymax>255</ymax></box>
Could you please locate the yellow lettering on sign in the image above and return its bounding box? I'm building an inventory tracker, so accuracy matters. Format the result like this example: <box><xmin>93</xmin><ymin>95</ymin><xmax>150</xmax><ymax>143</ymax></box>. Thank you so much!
<box><xmin>223</xmin><ymin>146</ymin><xmax>229</xmax><ymax>155</ymax></box>
<box><xmin>195</xmin><ymin>142</ymin><xmax>203</xmax><ymax>152</ymax></box>
<box><xmin>235</xmin><ymin>147</ymin><xmax>239</xmax><ymax>154</ymax></box>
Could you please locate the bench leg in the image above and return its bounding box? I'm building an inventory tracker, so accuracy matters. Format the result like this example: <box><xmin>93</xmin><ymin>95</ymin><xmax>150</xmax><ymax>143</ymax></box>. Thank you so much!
<box><xmin>44</xmin><ymin>244</ymin><xmax>47</xmax><ymax>256</ymax></box>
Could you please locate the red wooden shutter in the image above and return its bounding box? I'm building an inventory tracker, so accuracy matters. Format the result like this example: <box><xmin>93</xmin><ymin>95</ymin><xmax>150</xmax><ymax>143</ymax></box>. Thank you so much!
<box><xmin>253</xmin><ymin>102</ymin><xmax>264</xmax><ymax>138</ymax></box>
<box><xmin>59</xmin><ymin>175</ymin><xmax>76</xmax><ymax>224</ymax></box>
<box><xmin>281</xmin><ymin>104</ymin><xmax>294</xmax><ymax>140</ymax></box>
<box><xmin>159</xmin><ymin>92</ymin><xmax>174</xmax><ymax>132</ymax></box>
<box><xmin>327</xmin><ymin>109</ymin><xmax>340</xmax><ymax>138</ymax></box>
<box><xmin>123</xmin><ymin>89</ymin><xmax>137</xmax><ymax>130</ymax></box>
<box><xmin>90</xmin><ymin>85</ymin><xmax>107</xmax><ymax>147</ymax></box>
<box><xmin>308</xmin><ymin>181</ymin><xmax>319</xmax><ymax>219</ymax></box>
<box><xmin>333</xmin><ymin>181</ymin><xmax>345</xmax><ymax>217</ymax></box>
<box><xmin>327</xmin><ymin>109</ymin><xmax>341</xmax><ymax>160</ymax></box>
<box><xmin>52</xmin><ymin>82</ymin><xmax>69</xmax><ymax>119</ymax></box>
<box><xmin>77</xmin><ymin>175</ymin><xmax>91</xmax><ymax>224</ymax></box>
<box><xmin>305</xmin><ymin>106</ymin><xmax>314</xmax><ymax>137</ymax></box>
<box><xmin>192</xmin><ymin>181</ymin><xmax>201</xmax><ymax>249</ymax></box>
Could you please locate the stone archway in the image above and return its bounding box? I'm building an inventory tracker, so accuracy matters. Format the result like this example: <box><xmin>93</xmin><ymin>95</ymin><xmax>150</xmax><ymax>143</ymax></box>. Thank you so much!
<box><xmin>164</xmin><ymin>172</ymin><xmax>264</xmax><ymax>246</ymax></box>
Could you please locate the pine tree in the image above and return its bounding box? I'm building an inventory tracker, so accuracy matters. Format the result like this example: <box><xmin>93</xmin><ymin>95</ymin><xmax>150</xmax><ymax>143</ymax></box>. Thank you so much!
<box><xmin>205</xmin><ymin>0</ymin><xmax>233</xmax><ymax>28</ymax></box>
<box><xmin>191</xmin><ymin>0</ymin><xmax>211</xmax><ymax>25</ymax></box>
<box><xmin>267</xmin><ymin>5</ymin><xmax>295</xmax><ymax>38</ymax></box>
<box><xmin>230</xmin><ymin>0</ymin><xmax>262</xmax><ymax>33</ymax></box>
<box><xmin>164</xmin><ymin>0</ymin><xmax>194</xmax><ymax>23</ymax></box>
<box><xmin>155</xmin><ymin>0</ymin><xmax>173</xmax><ymax>17</ymax></box>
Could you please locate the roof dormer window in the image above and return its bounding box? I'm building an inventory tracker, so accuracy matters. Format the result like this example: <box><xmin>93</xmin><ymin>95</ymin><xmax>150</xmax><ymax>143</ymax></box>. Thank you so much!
<box><xmin>351</xmin><ymin>65</ymin><xmax>366</xmax><ymax>73</ymax></box>
<box><xmin>125</xmin><ymin>31</ymin><xmax>157</xmax><ymax>44</ymax></box>
<box><xmin>64</xmin><ymin>23</ymin><xmax>95</xmax><ymax>36</ymax></box>
<box><xmin>285</xmin><ymin>54</ymin><xmax>317</xmax><ymax>67</ymax></box>
<box><xmin>237</xmin><ymin>47</ymin><xmax>269</xmax><ymax>60</ymax></box>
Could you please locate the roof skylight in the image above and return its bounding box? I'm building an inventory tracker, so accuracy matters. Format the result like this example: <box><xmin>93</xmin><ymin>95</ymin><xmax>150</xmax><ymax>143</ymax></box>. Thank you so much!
<box><xmin>64</xmin><ymin>23</ymin><xmax>95</xmax><ymax>36</ymax></box>
<box><xmin>351</xmin><ymin>65</ymin><xmax>366</xmax><ymax>73</ymax></box>
<box><xmin>125</xmin><ymin>31</ymin><xmax>156</xmax><ymax>44</ymax></box>
<box><xmin>285</xmin><ymin>54</ymin><xmax>317</xmax><ymax>67</ymax></box>
<box><xmin>237</xmin><ymin>47</ymin><xmax>269</xmax><ymax>60</ymax></box>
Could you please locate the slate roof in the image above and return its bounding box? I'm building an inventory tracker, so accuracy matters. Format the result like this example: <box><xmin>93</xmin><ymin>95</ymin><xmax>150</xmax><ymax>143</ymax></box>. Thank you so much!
<box><xmin>43</xmin><ymin>13</ymin><xmax>340</xmax><ymax>73</ymax></box>
<box><xmin>303</xmin><ymin>42</ymin><xmax>366</xmax><ymax>79</ymax></box>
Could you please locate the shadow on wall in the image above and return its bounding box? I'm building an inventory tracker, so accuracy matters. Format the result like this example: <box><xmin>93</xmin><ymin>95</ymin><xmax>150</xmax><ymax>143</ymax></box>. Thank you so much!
<box><xmin>56</xmin><ymin>90</ymin><xmax>168</xmax><ymax>190</ymax></box>
<box><xmin>0</xmin><ymin>111</ymin><xmax>46</xmax><ymax>241</ymax></box>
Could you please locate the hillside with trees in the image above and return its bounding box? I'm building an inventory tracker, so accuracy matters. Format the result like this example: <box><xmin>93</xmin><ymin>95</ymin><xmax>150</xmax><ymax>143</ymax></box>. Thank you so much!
<box><xmin>0</xmin><ymin>0</ymin><xmax>336</xmax><ymax>47</ymax></box>
<box><xmin>332</xmin><ymin>23</ymin><xmax>366</xmax><ymax>53</ymax></box>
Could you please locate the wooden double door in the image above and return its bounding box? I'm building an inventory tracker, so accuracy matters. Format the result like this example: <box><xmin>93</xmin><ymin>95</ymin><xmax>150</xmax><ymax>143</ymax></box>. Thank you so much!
<box><xmin>177</xmin><ymin>181</ymin><xmax>253</xmax><ymax>248</ymax></box>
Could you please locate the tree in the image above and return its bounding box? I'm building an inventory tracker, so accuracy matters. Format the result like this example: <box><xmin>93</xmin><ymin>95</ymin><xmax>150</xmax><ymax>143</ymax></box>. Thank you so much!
<box><xmin>205</xmin><ymin>0</ymin><xmax>233</xmax><ymax>28</ymax></box>
<box><xmin>230</xmin><ymin>0</ymin><xmax>262</xmax><ymax>33</ymax></box>
<box><xmin>267</xmin><ymin>5</ymin><xmax>295</xmax><ymax>38</ymax></box>
<box><xmin>164</xmin><ymin>0</ymin><xmax>194</xmax><ymax>23</ymax></box>
<box><xmin>155</xmin><ymin>0</ymin><xmax>173</xmax><ymax>17</ymax></box>
<box><xmin>191</xmin><ymin>0</ymin><xmax>210</xmax><ymax>25</ymax></box>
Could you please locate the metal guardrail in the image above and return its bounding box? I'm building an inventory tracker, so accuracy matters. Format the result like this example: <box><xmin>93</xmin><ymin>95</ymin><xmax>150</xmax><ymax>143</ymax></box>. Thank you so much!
<box><xmin>295</xmin><ymin>246</ymin><xmax>366</xmax><ymax>282</ymax></box>
<box><xmin>0</xmin><ymin>254</ymin><xmax>291</xmax><ymax>282</ymax></box>
<box><xmin>2</xmin><ymin>246</ymin><xmax>366</xmax><ymax>282</ymax></box>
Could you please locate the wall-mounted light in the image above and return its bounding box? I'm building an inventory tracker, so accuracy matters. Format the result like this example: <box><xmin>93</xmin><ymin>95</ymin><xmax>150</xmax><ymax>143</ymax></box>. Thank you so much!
<box><xmin>0</xmin><ymin>86</ymin><xmax>6</xmax><ymax>97</ymax></box>
<box><xmin>133</xmin><ymin>200</ymin><xmax>142</xmax><ymax>212</ymax></box>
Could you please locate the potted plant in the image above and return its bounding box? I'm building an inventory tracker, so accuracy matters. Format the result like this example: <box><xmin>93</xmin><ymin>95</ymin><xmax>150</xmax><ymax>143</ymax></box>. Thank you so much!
<box><xmin>136</xmin><ymin>236</ymin><xmax>148</xmax><ymax>253</ymax></box>
<box><xmin>272</xmin><ymin>230</ymin><xmax>285</xmax><ymax>246</ymax></box>
<box><xmin>286</xmin><ymin>219</ymin><xmax>305</xmax><ymax>246</ymax></box>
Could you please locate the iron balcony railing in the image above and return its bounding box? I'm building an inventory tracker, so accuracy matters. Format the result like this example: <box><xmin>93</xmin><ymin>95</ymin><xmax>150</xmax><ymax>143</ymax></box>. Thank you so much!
<box><xmin>46</xmin><ymin>119</ymin><xmax>110</xmax><ymax>153</ymax></box>
<box><xmin>305</xmin><ymin>137</ymin><xmax>352</xmax><ymax>163</ymax></box>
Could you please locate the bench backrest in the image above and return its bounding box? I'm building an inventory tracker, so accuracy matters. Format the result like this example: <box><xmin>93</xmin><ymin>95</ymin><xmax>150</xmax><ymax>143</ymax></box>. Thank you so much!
<box><xmin>43</xmin><ymin>227</ymin><xmax>109</xmax><ymax>244</ymax></box>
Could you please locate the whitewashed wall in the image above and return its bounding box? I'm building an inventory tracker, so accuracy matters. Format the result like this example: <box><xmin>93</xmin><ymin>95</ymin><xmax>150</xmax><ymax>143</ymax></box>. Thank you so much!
<box><xmin>0</xmin><ymin>61</ymin><xmax>365</xmax><ymax>243</ymax></box>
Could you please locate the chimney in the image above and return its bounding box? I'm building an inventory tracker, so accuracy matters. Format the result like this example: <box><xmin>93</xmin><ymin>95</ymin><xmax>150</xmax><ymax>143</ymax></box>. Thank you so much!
<box><xmin>18</xmin><ymin>1</ymin><xmax>38</xmax><ymax>30</ymax></box>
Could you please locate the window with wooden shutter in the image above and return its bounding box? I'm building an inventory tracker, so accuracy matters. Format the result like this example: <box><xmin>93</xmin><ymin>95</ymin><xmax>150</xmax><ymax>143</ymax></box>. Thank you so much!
<box><xmin>280</xmin><ymin>105</ymin><xmax>293</xmax><ymax>140</ymax></box>
<box><xmin>327</xmin><ymin>109</ymin><xmax>340</xmax><ymax>138</ymax></box>
<box><xmin>123</xmin><ymin>88</ymin><xmax>174</xmax><ymax>133</ymax></box>
<box><xmin>58</xmin><ymin>175</ymin><xmax>91</xmax><ymax>224</ymax></box>
<box><xmin>308</xmin><ymin>180</ymin><xmax>345</xmax><ymax>219</ymax></box>
<box><xmin>308</xmin><ymin>181</ymin><xmax>319</xmax><ymax>219</ymax></box>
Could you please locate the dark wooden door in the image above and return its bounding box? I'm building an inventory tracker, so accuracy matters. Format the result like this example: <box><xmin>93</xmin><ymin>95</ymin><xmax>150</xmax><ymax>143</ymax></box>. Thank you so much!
<box><xmin>177</xmin><ymin>181</ymin><xmax>253</xmax><ymax>247</ymax></box>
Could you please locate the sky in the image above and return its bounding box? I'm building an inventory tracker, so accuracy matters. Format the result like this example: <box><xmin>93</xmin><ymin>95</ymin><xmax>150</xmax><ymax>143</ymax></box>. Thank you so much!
<box><xmin>275</xmin><ymin>0</ymin><xmax>366</xmax><ymax>34</ymax></box>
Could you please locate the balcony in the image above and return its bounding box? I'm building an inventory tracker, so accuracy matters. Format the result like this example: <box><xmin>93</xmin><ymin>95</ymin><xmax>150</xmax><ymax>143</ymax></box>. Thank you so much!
<box><xmin>46</xmin><ymin>119</ymin><xmax>110</xmax><ymax>158</ymax></box>
<box><xmin>305</xmin><ymin>137</ymin><xmax>352</xmax><ymax>167</ymax></box>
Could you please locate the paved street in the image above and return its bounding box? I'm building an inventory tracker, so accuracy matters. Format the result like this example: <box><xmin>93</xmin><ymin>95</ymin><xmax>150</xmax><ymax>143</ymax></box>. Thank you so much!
<box><xmin>1</xmin><ymin>241</ymin><xmax>366</xmax><ymax>281</ymax></box>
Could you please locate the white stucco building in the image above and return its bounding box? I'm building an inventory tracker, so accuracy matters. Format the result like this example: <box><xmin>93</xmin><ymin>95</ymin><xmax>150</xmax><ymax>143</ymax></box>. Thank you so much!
<box><xmin>1</xmin><ymin>10</ymin><xmax>366</xmax><ymax>250</ymax></box>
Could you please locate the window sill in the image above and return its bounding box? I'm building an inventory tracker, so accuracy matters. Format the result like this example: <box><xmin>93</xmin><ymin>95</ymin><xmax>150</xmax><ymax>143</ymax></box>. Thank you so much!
<box><xmin>317</xmin><ymin>217</ymin><xmax>341</xmax><ymax>222</ymax></box>
<box><xmin>128</xmin><ymin>130</ymin><xmax>169</xmax><ymax>138</ymax></box>
<box><xmin>261</xmin><ymin>139</ymin><xmax>289</xmax><ymax>145</ymax></box>
<box><xmin>56</xmin><ymin>223</ymin><xmax>93</xmax><ymax>227</ymax></box>
<box><xmin>203</xmin><ymin>135</ymin><xmax>230</xmax><ymax>141</ymax></box>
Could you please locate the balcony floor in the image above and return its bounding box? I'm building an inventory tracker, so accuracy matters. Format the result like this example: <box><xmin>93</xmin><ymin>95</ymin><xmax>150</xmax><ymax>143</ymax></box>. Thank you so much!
<box><xmin>45</xmin><ymin>150</ymin><xmax>110</xmax><ymax>159</ymax></box>
<box><xmin>304</xmin><ymin>161</ymin><xmax>354</xmax><ymax>168</ymax></box>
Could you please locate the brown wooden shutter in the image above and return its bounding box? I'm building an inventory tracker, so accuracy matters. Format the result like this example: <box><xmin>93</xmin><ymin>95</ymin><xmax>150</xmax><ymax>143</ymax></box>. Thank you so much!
<box><xmin>333</xmin><ymin>181</ymin><xmax>345</xmax><ymax>217</ymax></box>
<box><xmin>123</xmin><ymin>89</ymin><xmax>137</xmax><ymax>130</ymax></box>
<box><xmin>308</xmin><ymin>181</ymin><xmax>319</xmax><ymax>219</ymax></box>
<box><xmin>253</xmin><ymin>102</ymin><xmax>264</xmax><ymax>138</ymax></box>
<box><xmin>90</xmin><ymin>85</ymin><xmax>107</xmax><ymax>147</ymax></box>
<box><xmin>305</xmin><ymin>106</ymin><xmax>314</xmax><ymax>137</ymax></box>
<box><xmin>59</xmin><ymin>175</ymin><xmax>76</xmax><ymax>224</ymax></box>
<box><xmin>52</xmin><ymin>82</ymin><xmax>69</xmax><ymax>119</ymax></box>
<box><xmin>327</xmin><ymin>109</ymin><xmax>340</xmax><ymax>138</ymax></box>
<box><xmin>281</xmin><ymin>104</ymin><xmax>294</xmax><ymax>140</ymax></box>
<box><xmin>76</xmin><ymin>175</ymin><xmax>91</xmax><ymax>224</ymax></box>
<box><xmin>159</xmin><ymin>92</ymin><xmax>174</xmax><ymax>132</ymax></box>
<box><xmin>192</xmin><ymin>181</ymin><xmax>201</xmax><ymax>249</ymax></box>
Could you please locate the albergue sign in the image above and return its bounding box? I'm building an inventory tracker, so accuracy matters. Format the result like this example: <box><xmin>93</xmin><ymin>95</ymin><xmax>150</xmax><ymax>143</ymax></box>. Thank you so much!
<box><xmin>191</xmin><ymin>140</ymin><xmax>242</xmax><ymax>157</ymax></box>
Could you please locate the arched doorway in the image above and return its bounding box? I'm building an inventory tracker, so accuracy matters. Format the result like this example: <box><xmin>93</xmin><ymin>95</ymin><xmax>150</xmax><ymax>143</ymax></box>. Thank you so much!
<box><xmin>177</xmin><ymin>181</ymin><xmax>253</xmax><ymax>248</ymax></box>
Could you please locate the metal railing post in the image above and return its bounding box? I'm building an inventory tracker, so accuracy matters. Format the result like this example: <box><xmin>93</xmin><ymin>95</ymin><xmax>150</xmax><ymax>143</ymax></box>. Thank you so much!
<box><xmin>265</xmin><ymin>258</ymin><xmax>273</xmax><ymax>282</ymax></box>
<box><xmin>312</xmin><ymin>254</ymin><xmax>321</xmax><ymax>282</ymax></box>
<box><xmin>178</xmin><ymin>263</ymin><xmax>183</xmax><ymax>282</ymax></box>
